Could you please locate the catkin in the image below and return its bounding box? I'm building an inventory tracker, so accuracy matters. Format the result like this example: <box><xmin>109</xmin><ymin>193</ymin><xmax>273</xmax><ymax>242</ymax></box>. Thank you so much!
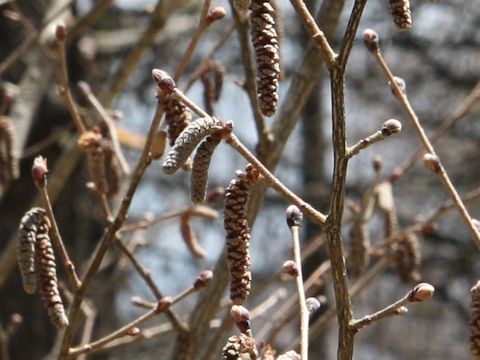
<box><xmin>200</xmin><ymin>62</ymin><xmax>225</xmax><ymax>115</ymax></box>
<box><xmin>191</xmin><ymin>134</ymin><xmax>221</xmax><ymax>204</ymax></box>
<box><xmin>388</xmin><ymin>0</ymin><xmax>412</xmax><ymax>31</ymax></box>
<box><xmin>222</xmin><ymin>334</ymin><xmax>258</xmax><ymax>360</ymax></box>
<box><xmin>179</xmin><ymin>213</ymin><xmax>206</xmax><ymax>258</ymax></box>
<box><xmin>78</xmin><ymin>131</ymin><xmax>109</xmax><ymax>194</ymax></box>
<box><xmin>35</xmin><ymin>223</ymin><xmax>69</xmax><ymax>329</ymax></box>
<box><xmin>393</xmin><ymin>232</ymin><xmax>421</xmax><ymax>283</ymax></box>
<box><xmin>162</xmin><ymin>117</ymin><xmax>223</xmax><ymax>174</ymax></box>
<box><xmin>224</xmin><ymin>164</ymin><xmax>259</xmax><ymax>305</ymax></box>
<box><xmin>165</xmin><ymin>96</ymin><xmax>192</xmax><ymax>146</ymax></box>
<box><xmin>0</xmin><ymin>116</ymin><xmax>18</xmax><ymax>186</ymax></box>
<box><xmin>250</xmin><ymin>0</ymin><xmax>281</xmax><ymax>116</ymax></box>
<box><xmin>101</xmin><ymin>139</ymin><xmax>121</xmax><ymax>196</ymax></box>
<box><xmin>349</xmin><ymin>220</ymin><xmax>370</xmax><ymax>277</ymax></box>
<box><xmin>18</xmin><ymin>208</ymin><xmax>47</xmax><ymax>294</ymax></box>
<box><xmin>470</xmin><ymin>281</ymin><xmax>480</xmax><ymax>359</ymax></box>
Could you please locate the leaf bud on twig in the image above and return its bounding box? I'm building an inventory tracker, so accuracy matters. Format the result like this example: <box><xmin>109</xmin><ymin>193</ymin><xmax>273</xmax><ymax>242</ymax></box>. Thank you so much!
<box><xmin>381</xmin><ymin>119</ymin><xmax>402</xmax><ymax>136</ymax></box>
<box><xmin>390</xmin><ymin>76</ymin><xmax>406</xmax><ymax>96</ymax></box>
<box><xmin>207</xmin><ymin>7</ymin><xmax>226</xmax><ymax>23</ymax></box>
<box><xmin>286</xmin><ymin>205</ymin><xmax>303</xmax><ymax>228</ymax></box>
<box><xmin>363</xmin><ymin>29</ymin><xmax>380</xmax><ymax>52</ymax></box>
<box><xmin>282</xmin><ymin>260</ymin><xmax>299</xmax><ymax>278</ymax></box>
<box><xmin>423</xmin><ymin>153</ymin><xmax>441</xmax><ymax>174</ymax></box>
<box><xmin>55</xmin><ymin>22</ymin><xmax>67</xmax><ymax>41</ymax></box>
<box><xmin>32</xmin><ymin>156</ymin><xmax>48</xmax><ymax>188</ymax></box>
<box><xmin>409</xmin><ymin>282</ymin><xmax>435</xmax><ymax>302</ymax></box>
<box><xmin>152</xmin><ymin>69</ymin><xmax>176</xmax><ymax>95</ymax></box>
<box><xmin>193</xmin><ymin>270</ymin><xmax>213</xmax><ymax>289</ymax></box>
<box><xmin>306</xmin><ymin>297</ymin><xmax>321</xmax><ymax>316</ymax></box>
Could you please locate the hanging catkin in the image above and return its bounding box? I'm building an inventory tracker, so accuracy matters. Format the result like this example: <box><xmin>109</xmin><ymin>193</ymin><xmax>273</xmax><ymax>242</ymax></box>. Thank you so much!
<box><xmin>250</xmin><ymin>0</ymin><xmax>280</xmax><ymax>116</ymax></box>
<box><xmin>349</xmin><ymin>220</ymin><xmax>370</xmax><ymax>277</ymax></box>
<box><xmin>179</xmin><ymin>213</ymin><xmax>206</xmax><ymax>258</ymax></box>
<box><xmin>101</xmin><ymin>139</ymin><xmax>121</xmax><ymax>196</ymax></box>
<box><xmin>224</xmin><ymin>164</ymin><xmax>259</xmax><ymax>305</ymax></box>
<box><xmin>470</xmin><ymin>281</ymin><xmax>480</xmax><ymax>359</ymax></box>
<box><xmin>78</xmin><ymin>131</ymin><xmax>109</xmax><ymax>194</ymax></box>
<box><xmin>388</xmin><ymin>0</ymin><xmax>412</xmax><ymax>31</ymax></box>
<box><xmin>222</xmin><ymin>334</ymin><xmax>258</xmax><ymax>360</ymax></box>
<box><xmin>35</xmin><ymin>220</ymin><xmax>69</xmax><ymax>329</ymax></box>
<box><xmin>18</xmin><ymin>207</ymin><xmax>47</xmax><ymax>294</ymax></box>
<box><xmin>191</xmin><ymin>134</ymin><xmax>221</xmax><ymax>204</ymax></box>
<box><xmin>162</xmin><ymin>117</ymin><xmax>223</xmax><ymax>174</ymax></box>
<box><xmin>393</xmin><ymin>232</ymin><xmax>421</xmax><ymax>283</ymax></box>
<box><xmin>164</xmin><ymin>96</ymin><xmax>192</xmax><ymax>146</ymax></box>
<box><xmin>0</xmin><ymin>116</ymin><xmax>18</xmax><ymax>186</ymax></box>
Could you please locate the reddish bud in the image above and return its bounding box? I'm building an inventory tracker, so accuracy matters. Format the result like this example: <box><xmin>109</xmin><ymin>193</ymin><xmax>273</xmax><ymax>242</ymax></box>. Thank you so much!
<box><xmin>286</xmin><ymin>205</ymin><xmax>303</xmax><ymax>228</ymax></box>
<box><xmin>206</xmin><ymin>186</ymin><xmax>225</xmax><ymax>203</ymax></box>
<box><xmin>409</xmin><ymin>282</ymin><xmax>435</xmax><ymax>302</ymax></box>
<box><xmin>207</xmin><ymin>7</ymin><xmax>226</xmax><ymax>22</ymax></box>
<box><xmin>282</xmin><ymin>260</ymin><xmax>299</xmax><ymax>278</ymax></box>
<box><xmin>423</xmin><ymin>153</ymin><xmax>441</xmax><ymax>174</ymax></box>
<box><xmin>32</xmin><ymin>156</ymin><xmax>48</xmax><ymax>187</ymax></box>
<box><xmin>55</xmin><ymin>22</ymin><xmax>67</xmax><ymax>41</ymax></box>
<box><xmin>193</xmin><ymin>270</ymin><xmax>213</xmax><ymax>289</ymax></box>
<box><xmin>363</xmin><ymin>29</ymin><xmax>380</xmax><ymax>52</ymax></box>
<box><xmin>372</xmin><ymin>155</ymin><xmax>382</xmax><ymax>172</ymax></box>
<box><xmin>152</xmin><ymin>69</ymin><xmax>176</xmax><ymax>94</ymax></box>
<box><xmin>381</xmin><ymin>119</ymin><xmax>402</xmax><ymax>136</ymax></box>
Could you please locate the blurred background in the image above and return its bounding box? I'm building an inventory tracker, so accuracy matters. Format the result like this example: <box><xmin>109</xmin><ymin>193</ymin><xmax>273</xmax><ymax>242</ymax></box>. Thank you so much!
<box><xmin>0</xmin><ymin>0</ymin><xmax>479</xmax><ymax>359</ymax></box>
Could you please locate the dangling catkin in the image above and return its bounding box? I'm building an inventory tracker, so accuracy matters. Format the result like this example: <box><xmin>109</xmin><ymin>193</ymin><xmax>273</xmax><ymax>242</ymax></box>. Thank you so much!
<box><xmin>179</xmin><ymin>213</ymin><xmax>206</xmax><ymax>258</ymax></box>
<box><xmin>233</xmin><ymin>0</ymin><xmax>251</xmax><ymax>12</ymax></box>
<box><xmin>250</xmin><ymin>0</ymin><xmax>280</xmax><ymax>116</ymax></box>
<box><xmin>393</xmin><ymin>232</ymin><xmax>421</xmax><ymax>283</ymax></box>
<box><xmin>349</xmin><ymin>220</ymin><xmax>370</xmax><ymax>277</ymax></box>
<box><xmin>78</xmin><ymin>131</ymin><xmax>109</xmax><ymax>194</ymax></box>
<box><xmin>162</xmin><ymin>117</ymin><xmax>223</xmax><ymax>174</ymax></box>
<box><xmin>0</xmin><ymin>116</ymin><xmax>18</xmax><ymax>186</ymax></box>
<box><xmin>277</xmin><ymin>350</ymin><xmax>301</xmax><ymax>360</ymax></box>
<box><xmin>35</xmin><ymin>221</ymin><xmax>69</xmax><ymax>329</ymax></box>
<box><xmin>191</xmin><ymin>134</ymin><xmax>222</xmax><ymax>204</ymax></box>
<box><xmin>224</xmin><ymin>164</ymin><xmax>259</xmax><ymax>305</ymax></box>
<box><xmin>222</xmin><ymin>334</ymin><xmax>258</xmax><ymax>360</ymax></box>
<box><xmin>470</xmin><ymin>281</ymin><xmax>480</xmax><ymax>358</ymax></box>
<box><xmin>18</xmin><ymin>207</ymin><xmax>47</xmax><ymax>294</ymax></box>
<box><xmin>388</xmin><ymin>0</ymin><xmax>412</xmax><ymax>31</ymax></box>
<box><xmin>164</xmin><ymin>96</ymin><xmax>192</xmax><ymax>146</ymax></box>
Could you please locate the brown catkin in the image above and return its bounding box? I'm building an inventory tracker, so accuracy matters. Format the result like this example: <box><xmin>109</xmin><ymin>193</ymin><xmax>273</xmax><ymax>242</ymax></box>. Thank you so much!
<box><xmin>165</xmin><ymin>96</ymin><xmax>192</xmax><ymax>146</ymax></box>
<box><xmin>388</xmin><ymin>0</ymin><xmax>412</xmax><ymax>31</ymax></box>
<box><xmin>78</xmin><ymin>131</ymin><xmax>109</xmax><ymax>194</ymax></box>
<box><xmin>349</xmin><ymin>220</ymin><xmax>370</xmax><ymax>277</ymax></box>
<box><xmin>162</xmin><ymin>117</ymin><xmax>223</xmax><ymax>174</ymax></box>
<box><xmin>470</xmin><ymin>281</ymin><xmax>480</xmax><ymax>358</ymax></box>
<box><xmin>222</xmin><ymin>334</ymin><xmax>258</xmax><ymax>360</ymax></box>
<box><xmin>179</xmin><ymin>213</ymin><xmax>206</xmax><ymax>258</ymax></box>
<box><xmin>250</xmin><ymin>0</ymin><xmax>280</xmax><ymax>116</ymax></box>
<box><xmin>0</xmin><ymin>116</ymin><xmax>18</xmax><ymax>186</ymax></box>
<box><xmin>35</xmin><ymin>222</ymin><xmax>69</xmax><ymax>329</ymax></box>
<box><xmin>224</xmin><ymin>164</ymin><xmax>259</xmax><ymax>305</ymax></box>
<box><xmin>393</xmin><ymin>232</ymin><xmax>421</xmax><ymax>283</ymax></box>
<box><xmin>200</xmin><ymin>62</ymin><xmax>225</xmax><ymax>115</ymax></box>
<box><xmin>18</xmin><ymin>208</ymin><xmax>48</xmax><ymax>294</ymax></box>
<box><xmin>100</xmin><ymin>139</ymin><xmax>121</xmax><ymax>196</ymax></box>
<box><xmin>191</xmin><ymin>134</ymin><xmax>222</xmax><ymax>204</ymax></box>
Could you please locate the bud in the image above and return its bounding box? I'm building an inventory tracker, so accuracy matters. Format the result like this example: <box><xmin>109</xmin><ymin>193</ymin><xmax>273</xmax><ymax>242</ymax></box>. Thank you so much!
<box><xmin>286</xmin><ymin>205</ymin><xmax>303</xmax><ymax>228</ymax></box>
<box><xmin>127</xmin><ymin>327</ymin><xmax>140</xmax><ymax>336</ymax></box>
<box><xmin>381</xmin><ymin>119</ymin><xmax>402</xmax><ymax>136</ymax></box>
<box><xmin>206</xmin><ymin>186</ymin><xmax>224</xmax><ymax>203</ymax></box>
<box><xmin>306</xmin><ymin>297</ymin><xmax>321</xmax><ymax>316</ymax></box>
<box><xmin>231</xmin><ymin>305</ymin><xmax>251</xmax><ymax>334</ymax></box>
<box><xmin>393</xmin><ymin>306</ymin><xmax>408</xmax><ymax>316</ymax></box>
<box><xmin>193</xmin><ymin>270</ymin><xmax>213</xmax><ymax>289</ymax></box>
<box><xmin>152</xmin><ymin>69</ymin><xmax>176</xmax><ymax>94</ymax></box>
<box><xmin>409</xmin><ymin>282</ymin><xmax>435</xmax><ymax>302</ymax></box>
<box><xmin>423</xmin><ymin>153</ymin><xmax>441</xmax><ymax>174</ymax></box>
<box><xmin>363</xmin><ymin>29</ymin><xmax>379</xmax><ymax>52</ymax></box>
<box><xmin>55</xmin><ymin>22</ymin><xmax>67</xmax><ymax>41</ymax></box>
<box><xmin>390</xmin><ymin>76</ymin><xmax>406</xmax><ymax>96</ymax></box>
<box><xmin>32</xmin><ymin>156</ymin><xmax>48</xmax><ymax>187</ymax></box>
<box><xmin>282</xmin><ymin>260</ymin><xmax>299</xmax><ymax>278</ymax></box>
<box><xmin>156</xmin><ymin>297</ymin><xmax>173</xmax><ymax>312</ymax></box>
<box><xmin>207</xmin><ymin>6</ymin><xmax>226</xmax><ymax>22</ymax></box>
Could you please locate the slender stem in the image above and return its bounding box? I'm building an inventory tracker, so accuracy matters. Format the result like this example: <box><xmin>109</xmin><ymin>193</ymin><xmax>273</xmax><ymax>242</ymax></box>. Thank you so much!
<box><xmin>0</xmin><ymin>322</ymin><xmax>9</xmax><ymax>360</ymax></box>
<box><xmin>290</xmin><ymin>224</ymin><xmax>309</xmax><ymax>359</ymax></box>
<box><xmin>58</xmin><ymin>102</ymin><xmax>166</xmax><ymax>359</ymax></box>
<box><xmin>39</xmin><ymin>183</ymin><xmax>81</xmax><ymax>290</ymax></box>
<box><xmin>373</xmin><ymin>50</ymin><xmax>480</xmax><ymax>248</ymax></box>
<box><xmin>173</xmin><ymin>0</ymin><xmax>212</xmax><ymax>82</ymax></box>
<box><xmin>56</xmin><ymin>35</ymin><xmax>86</xmax><ymax>134</ymax></box>
<box><xmin>346</xmin><ymin>130</ymin><xmax>386</xmax><ymax>158</ymax></box>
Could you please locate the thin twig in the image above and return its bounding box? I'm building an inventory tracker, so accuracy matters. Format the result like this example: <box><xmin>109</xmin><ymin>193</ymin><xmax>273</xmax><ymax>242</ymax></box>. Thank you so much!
<box><xmin>373</xmin><ymin>50</ymin><xmax>480</xmax><ymax>248</ymax></box>
<box><xmin>347</xmin><ymin>130</ymin><xmax>386</xmax><ymax>158</ymax></box>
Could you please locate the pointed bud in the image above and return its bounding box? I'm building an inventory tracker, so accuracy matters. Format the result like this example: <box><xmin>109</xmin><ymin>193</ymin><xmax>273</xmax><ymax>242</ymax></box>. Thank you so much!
<box><xmin>381</xmin><ymin>119</ymin><xmax>402</xmax><ymax>136</ymax></box>
<box><xmin>363</xmin><ymin>29</ymin><xmax>380</xmax><ymax>52</ymax></box>
<box><xmin>193</xmin><ymin>270</ymin><xmax>213</xmax><ymax>289</ymax></box>
<box><xmin>390</xmin><ymin>76</ymin><xmax>406</xmax><ymax>96</ymax></box>
<box><xmin>409</xmin><ymin>282</ymin><xmax>435</xmax><ymax>302</ymax></box>
<box><xmin>207</xmin><ymin>7</ymin><xmax>226</xmax><ymax>23</ymax></box>
<box><xmin>423</xmin><ymin>153</ymin><xmax>441</xmax><ymax>174</ymax></box>
<box><xmin>55</xmin><ymin>22</ymin><xmax>67</xmax><ymax>41</ymax></box>
<box><xmin>152</xmin><ymin>69</ymin><xmax>176</xmax><ymax>94</ymax></box>
<box><xmin>127</xmin><ymin>327</ymin><xmax>140</xmax><ymax>336</ymax></box>
<box><xmin>32</xmin><ymin>156</ymin><xmax>48</xmax><ymax>187</ymax></box>
<box><xmin>286</xmin><ymin>205</ymin><xmax>303</xmax><ymax>228</ymax></box>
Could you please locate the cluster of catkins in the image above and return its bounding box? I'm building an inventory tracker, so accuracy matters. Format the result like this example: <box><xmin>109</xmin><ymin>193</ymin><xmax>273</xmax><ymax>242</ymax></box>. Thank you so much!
<box><xmin>18</xmin><ymin>208</ymin><xmax>68</xmax><ymax>329</ymax></box>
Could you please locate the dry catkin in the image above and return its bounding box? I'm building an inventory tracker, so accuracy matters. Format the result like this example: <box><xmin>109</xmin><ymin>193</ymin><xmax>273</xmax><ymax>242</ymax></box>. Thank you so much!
<box><xmin>191</xmin><ymin>134</ymin><xmax>221</xmax><ymax>204</ymax></box>
<box><xmin>35</xmin><ymin>222</ymin><xmax>69</xmax><ymax>329</ymax></box>
<box><xmin>222</xmin><ymin>334</ymin><xmax>258</xmax><ymax>360</ymax></box>
<box><xmin>165</xmin><ymin>96</ymin><xmax>192</xmax><ymax>146</ymax></box>
<box><xmin>162</xmin><ymin>117</ymin><xmax>223</xmax><ymax>174</ymax></box>
<box><xmin>470</xmin><ymin>281</ymin><xmax>480</xmax><ymax>358</ymax></box>
<box><xmin>18</xmin><ymin>207</ymin><xmax>48</xmax><ymax>294</ymax></box>
<box><xmin>0</xmin><ymin>116</ymin><xmax>18</xmax><ymax>186</ymax></box>
<box><xmin>78</xmin><ymin>131</ymin><xmax>109</xmax><ymax>194</ymax></box>
<box><xmin>349</xmin><ymin>220</ymin><xmax>370</xmax><ymax>277</ymax></box>
<box><xmin>200</xmin><ymin>62</ymin><xmax>225</xmax><ymax>115</ymax></box>
<box><xmin>250</xmin><ymin>0</ymin><xmax>280</xmax><ymax>116</ymax></box>
<box><xmin>393</xmin><ymin>232</ymin><xmax>421</xmax><ymax>283</ymax></box>
<box><xmin>179</xmin><ymin>213</ymin><xmax>206</xmax><ymax>258</ymax></box>
<box><xmin>100</xmin><ymin>139</ymin><xmax>121</xmax><ymax>196</ymax></box>
<box><xmin>388</xmin><ymin>0</ymin><xmax>412</xmax><ymax>31</ymax></box>
<box><xmin>224</xmin><ymin>164</ymin><xmax>259</xmax><ymax>305</ymax></box>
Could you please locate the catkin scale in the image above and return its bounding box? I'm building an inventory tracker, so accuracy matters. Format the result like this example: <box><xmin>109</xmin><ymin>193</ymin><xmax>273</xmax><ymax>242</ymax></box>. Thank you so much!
<box><xmin>18</xmin><ymin>208</ymin><xmax>47</xmax><ymax>294</ymax></box>
<box><xmin>224</xmin><ymin>165</ymin><xmax>259</xmax><ymax>305</ymax></box>
<box><xmin>250</xmin><ymin>0</ymin><xmax>280</xmax><ymax>116</ymax></box>
<box><xmin>162</xmin><ymin>117</ymin><xmax>223</xmax><ymax>174</ymax></box>
<box><xmin>191</xmin><ymin>135</ymin><xmax>221</xmax><ymax>204</ymax></box>
<box><xmin>470</xmin><ymin>281</ymin><xmax>480</xmax><ymax>358</ymax></box>
<box><xmin>222</xmin><ymin>334</ymin><xmax>257</xmax><ymax>360</ymax></box>
<box><xmin>388</xmin><ymin>0</ymin><xmax>412</xmax><ymax>31</ymax></box>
